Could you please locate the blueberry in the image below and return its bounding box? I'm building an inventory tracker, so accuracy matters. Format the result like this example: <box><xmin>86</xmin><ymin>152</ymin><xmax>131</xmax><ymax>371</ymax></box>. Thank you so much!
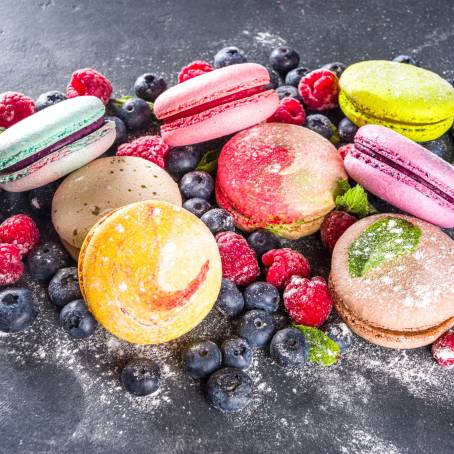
<box><xmin>0</xmin><ymin>190</ymin><xmax>30</xmax><ymax>217</ymax></box>
<box><xmin>165</xmin><ymin>145</ymin><xmax>201</xmax><ymax>180</ymax></box>
<box><xmin>134</xmin><ymin>73</ymin><xmax>167</xmax><ymax>102</ymax></box>
<box><xmin>270</xmin><ymin>47</ymin><xmax>300</xmax><ymax>76</ymax></box>
<box><xmin>0</xmin><ymin>288</ymin><xmax>37</xmax><ymax>333</ymax></box>
<box><xmin>179</xmin><ymin>171</ymin><xmax>214</xmax><ymax>200</ymax></box>
<box><xmin>392</xmin><ymin>55</ymin><xmax>419</xmax><ymax>66</ymax></box>
<box><xmin>243</xmin><ymin>282</ymin><xmax>279</xmax><ymax>313</ymax></box>
<box><xmin>221</xmin><ymin>337</ymin><xmax>252</xmax><ymax>369</ymax></box>
<box><xmin>206</xmin><ymin>367</ymin><xmax>253</xmax><ymax>412</ymax></box>
<box><xmin>447</xmin><ymin>79</ymin><xmax>454</xmax><ymax>88</ymax></box>
<box><xmin>182</xmin><ymin>340</ymin><xmax>222</xmax><ymax>380</ymax></box>
<box><xmin>215</xmin><ymin>278</ymin><xmax>244</xmax><ymax>317</ymax></box>
<box><xmin>273</xmin><ymin>312</ymin><xmax>290</xmax><ymax>331</ymax></box>
<box><xmin>324</xmin><ymin>319</ymin><xmax>353</xmax><ymax>352</ymax></box>
<box><xmin>27</xmin><ymin>241</ymin><xmax>70</xmax><ymax>281</ymax></box>
<box><xmin>421</xmin><ymin>133</ymin><xmax>454</xmax><ymax>163</ymax></box>
<box><xmin>59</xmin><ymin>299</ymin><xmax>97</xmax><ymax>339</ymax></box>
<box><xmin>183</xmin><ymin>198</ymin><xmax>212</xmax><ymax>218</ymax></box>
<box><xmin>276</xmin><ymin>85</ymin><xmax>301</xmax><ymax>101</ymax></box>
<box><xmin>238</xmin><ymin>310</ymin><xmax>276</xmax><ymax>348</ymax></box>
<box><xmin>48</xmin><ymin>267</ymin><xmax>82</xmax><ymax>307</ymax></box>
<box><xmin>285</xmin><ymin>67</ymin><xmax>310</xmax><ymax>87</ymax></box>
<box><xmin>28</xmin><ymin>180</ymin><xmax>60</xmax><ymax>217</ymax></box>
<box><xmin>267</xmin><ymin>69</ymin><xmax>281</xmax><ymax>89</ymax></box>
<box><xmin>338</xmin><ymin>117</ymin><xmax>358</xmax><ymax>143</ymax></box>
<box><xmin>200</xmin><ymin>208</ymin><xmax>234</xmax><ymax>234</ymax></box>
<box><xmin>35</xmin><ymin>90</ymin><xmax>67</xmax><ymax>111</ymax></box>
<box><xmin>118</xmin><ymin>98</ymin><xmax>151</xmax><ymax>131</ymax></box>
<box><xmin>305</xmin><ymin>114</ymin><xmax>335</xmax><ymax>140</ymax></box>
<box><xmin>269</xmin><ymin>327</ymin><xmax>309</xmax><ymax>368</ymax></box>
<box><xmin>105</xmin><ymin>116</ymin><xmax>127</xmax><ymax>146</ymax></box>
<box><xmin>121</xmin><ymin>358</ymin><xmax>161</xmax><ymax>396</ymax></box>
<box><xmin>247</xmin><ymin>230</ymin><xmax>280</xmax><ymax>257</ymax></box>
<box><xmin>214</xmin><ymin>46</ymin><xmax>247</xmax><ymax>68</ymax></box>
<box><xmin>322</xmin><ymin>62</ymin><xmax>346</xmax><ymax>78</ymax></box>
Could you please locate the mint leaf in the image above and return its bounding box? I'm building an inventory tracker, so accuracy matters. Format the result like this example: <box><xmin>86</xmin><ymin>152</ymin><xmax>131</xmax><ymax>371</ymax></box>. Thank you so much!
<box><xmin>348</xmin><ymin>216</ymin><xmax>421</xmax><ymax>278</ymax></box>
<box><xmin>333</xmin><ymin>178</ymin><xmax>351</xmax><ymax>199</ymax></box>
<box><xmin>196</xmin><ymin>149</ymin><xmax>219</xmax><ymax>173</ymax></box>
<box><xmin>335</xmin><ymin>183</ymin><xmax>377</xmax><ymax>218</ymax></box>
<box><xmin>293</xmin><ymin>324</ymin><xmax>340</xmax><ymax>366</ymax></box>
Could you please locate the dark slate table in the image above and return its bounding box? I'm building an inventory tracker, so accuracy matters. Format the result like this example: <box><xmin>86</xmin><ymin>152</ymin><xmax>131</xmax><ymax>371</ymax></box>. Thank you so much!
<box><xmin>0</xmin><ymin>1</ymin><xmax>453</xmax><ymax>453</ymax></box>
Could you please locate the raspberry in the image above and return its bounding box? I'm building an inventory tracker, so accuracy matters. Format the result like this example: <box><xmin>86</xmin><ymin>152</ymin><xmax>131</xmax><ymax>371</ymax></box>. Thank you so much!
<box><xmin>298</xmin><ymin>69</ymin><xmax>339</xmax><ymax>110</ymax></box>
<box><xmin>262</xmin><ymin>248</ymin><xmax>311</xmax><ymax>290</ymax></box>
<box><xmin>338</xmin><ymin>143</ymin><xmax>355</xmax><ymax>160</ymax></box>
<box><xmin>320</xmin><ymin>211</ymin><xmax>357</xmax><ymax>252</ymax></box>
<box><xmin>432</xmin><ymin>331</ymin><xmax>454</xmax><ymax>369</ymax></box>
<box><xmin>117</xmin><ymin>135</ymin><xmax>170</xmax><ymax>168</ymax></box>
<box><xmin>178</xmin><ymin>61</ymin><xmax>213</xmax><ymax>83</ymax></box>
<box><xmin>0</xmin><ymin>243</ymin><xmax>24</xmax><ymax>286</ymax></box>
<box><xmin>216</xmin><ymin>231</ymin><xmax>260</xmax><ymax>286</ymax></box>
<box><xmin>283</xmin><ymin>275</ymin><xmax>333</xmax><ymax>327</ymax></box>
<box><xmin>0</xmin><ymin>214</ymin><xmax>40</xmax><ymax>256</ymax></box>
<box><xmin>0</xmin><ymin>92</ymin><xmax>35</xmax><ymax>128</ymax></box>
<box><xmin>267</xmin><ymin>97</ymin><xmax>306</xmax><ymax>126</ymax></box>
<box><xmin>66</xmin><ymin>68</ymin><xmax>112</xmax><ymax>105</ymax></box>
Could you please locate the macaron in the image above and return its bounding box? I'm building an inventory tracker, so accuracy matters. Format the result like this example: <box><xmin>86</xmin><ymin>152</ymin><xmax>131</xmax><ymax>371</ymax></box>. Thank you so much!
<box><xmin>339</xmin><ymin>60</ymin><xmax>454</xmax><ymax>142</ymax></box>
<box><xmin>78</xmin><ymin>200</ymin><xmax>222</xmax><ymax>344</ymax></box>
<box><xmin>154</xmin><ymin>63</ymin><xmax>279</xmax><ymax>146</ymax></box>
<box><xmin>52</xmin><ymin>156</ymin><xmax>182</xmax><ymax>249</ymax></box>
<box><xmin>0</xmin><ymin>96</ymin><xmax>115</xmax><ymax>192</ymax></box>
<box><xmin>216</xmin><ymin>123</ymin><xmax>347</xmax><ymax>239</ymax></box>
<box><xmin>330</xmin><ymin>214</ymin><xmax>454</xmax><ymax>349</ymax></box>
<box><xmin>345</xmin><ymin>124</ymin><xmax>454</xmax><ymax>228</ymax></box>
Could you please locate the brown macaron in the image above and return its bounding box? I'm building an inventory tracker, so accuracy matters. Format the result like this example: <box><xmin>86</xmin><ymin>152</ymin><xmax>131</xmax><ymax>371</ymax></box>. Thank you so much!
<box><xmin>329</xmin><ymin>213</ymin><xmax>454</xmax><ymax>349</ymax></box>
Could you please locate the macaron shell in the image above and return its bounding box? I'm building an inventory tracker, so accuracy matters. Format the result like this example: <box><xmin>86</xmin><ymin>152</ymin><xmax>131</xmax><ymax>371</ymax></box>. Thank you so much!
<box><xmin>60</xmin><ymin>238</ymin><xmax>80</xmax><ymax>262</ymax></box>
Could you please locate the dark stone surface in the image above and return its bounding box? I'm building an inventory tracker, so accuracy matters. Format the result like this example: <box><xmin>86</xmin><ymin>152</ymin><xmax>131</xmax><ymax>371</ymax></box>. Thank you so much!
<box><xmin>0</xmin><ymin>1</ymin><xmax>454</xmax><ymax>453</ymax></box>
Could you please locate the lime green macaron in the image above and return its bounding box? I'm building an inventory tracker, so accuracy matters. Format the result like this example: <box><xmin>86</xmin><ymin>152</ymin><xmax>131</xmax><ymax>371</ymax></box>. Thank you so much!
<box><xmin>339</xmin><ymin>60</ymin><xmax>454</xmax><ymax>142</ymax></box>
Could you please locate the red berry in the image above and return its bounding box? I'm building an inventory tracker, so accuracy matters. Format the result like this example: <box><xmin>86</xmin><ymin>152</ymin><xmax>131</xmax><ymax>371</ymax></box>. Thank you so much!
<box><xmin>0</xmin><ymin>92</ymin><xmax>35</xmax><ymax>128</ymax></box>
<box><xmin>66</xmin><ymin>68</ymin><xmax>112</xmax><ymax>105</ymax></box>
<box><xmin>267</xmin><ymin>97</ymin><xmax>306</xmax><ymax>126</ymax></box>
<box><xmin>432</xmin><ymin>330</ymin><xmax>454</xmax><ymax>369</ymax></box>
<box><xmin>298</xmin><ymin>69</ymin><xmax>339</xmax><ymax>110</ymax></box>
<box><xmin>117</xmin><ymin>135</ymin><xmax>170</xmax><ymax>168</ymax></box>
<box><xmin>320</xmin><ymin>211</ymin><xmax>357</xmax><ymax>252</ymax></box>
<box><xmin>338</xmin><ymin>143</ymin><xmax>355</xmax><ymax>160</ymax></box>
<box><xmin>0</xmin><ymin>243</ymin><xmax>24</xmax><ymax>286</ymax></box>
<box><xmin>0</xmin><ymin>214</ymin><xmax>40</xmax><ymax>257</ymax></box>
<box><xmin>216</xmin><ymin>231</ymin><xmax>260</xmax><ymax>286</ymax></box>
<box><xmin>283</xmin><ymin>275</ymin><xmax>333</xmax><ymax>327</ymax></box>
<box><xmin>262</xmin><ymin>248</ymin><xmax>311</xmax><ymax>290</ymax></box>
<box><xmin>178</xmin><ymin>61</ymin><xmax>213</xmax><ymax>83</ymax></box>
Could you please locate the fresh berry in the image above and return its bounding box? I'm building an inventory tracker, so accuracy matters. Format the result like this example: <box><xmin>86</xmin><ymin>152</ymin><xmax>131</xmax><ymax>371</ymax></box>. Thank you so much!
<box><xmin>216</xmin><ymin>232</ymin><xmax>260</xmax><ymax>286</ymax></box>
<box><xmin>221</xmin><ymin>337</ymin><xmax>252</xmax><ymax>370</ymax></box>
<box><xmin>269</xmin><ymin>327</ymin><xmax>309</xmax><ymax>368</ymax></box>
<box><xmin>179</xmin><ymin>171</ymin><xmax>214</xmax><ymax>200</ymax></box>
<box><xmin>117</xmin><ymin>135</ymin><xmax>169</xmax><ymax>168</ymax></box>
<box><xmin>244</xmin><ymin>281</ymin><xmax>280</xmax><ymax>313</ymax></box>
<box><xmin>267</xmin><ymin>69</ymin><xmax>281</xmax><ymax>89</ymax></box>
<box><xmin>305</xmin><ymin>114</ymin><xmax>335</xmax><ymax>140</ymax></box>
<box><xmin>322</xmin><ymin>62</ymin><xmax>346</xmax><ymax>78</ymax></box>
<box><xmin>35</xmin><ymin>90</ymin><xmax>67</xmax><ymax>111</ymax></box>
<box><xmin>276</xmin><ymin>85</ymin><xmax>301</xmax><ymax>101</ymax></box>
<box><xmin>267</xmin><ymin>97</ymin><xmax>306</xmax><ymax>125</ymax></box>
<box><xmin>273</xmin><ymin>312</ymin><xmax>291</xmax><ymax>331</ymax></box>
<box><xmin>392</xmin><ymin>55</ymin><xmax>419</xmax><ymax>66</ymax></box>
<box><xmin>0</xmin><ymin>214</ymin><xmax>40</xmax><ymax>256</ymax></box>
<box><xmin>48</xmin><ymin>267</ymin><xmax>82</xmax><ymax>307</ymax></box>
<box><xmin>247</xmin><ymin>230</ymin><xmax>280</xmax><ymax>257</ymax></box>
<box><xmin>182</xmin><ymin>340</ymin><xmax>222</xmax><ymax>380</ymax></box>
<box><xmin>320</xmin><ymin>211</ymin><xmax>357</xmax><ymax>251</ymax></box>
<box><xmin>285</xmin><ymin>67</ymin><xmax>310</xmax><ymax>87</ymax></box>
<box><xmin>165</xmin><ymin>145</ymin><xmax>201</xmax><ymax>180</ymax></box>
<box><xmin>0</xmin><ymin>190</ymin><xmax>30</xmax><ymax>218</ymax></box>
<box><xmin>178</xmin><ymin>61</ymin><xmax>213</xmax><ymax>83</ymax></box>
<box><xmin>59</xmin><ymin>299</ymin><xmax>97</xmax><ymax>339</ymax></box>
<box><xmin>121</xmin><ymin>359</ymin><xmax>161</xmax><ymax>396</ymax></box>
<box><xmin>134</xmin><ymin>73</ymin><xmax>167</xmax><ymax>102</ymax></box>
<box><xmin>105</xmin><ymin>116</ymin><xmax>127</xmax><ymax>146</ymax></box>
<box><xmin>283</xmin><ymin>275</ymin><xmax>333</xmax><ymax>327</ymax></box>
<box><xmin>117</xmin><ymin>98</ymin><xmax>151</xmax><ymax>131</ymax></box>
<box><xmin>214</xmin><ymin>47</ymin><xmax>247</xmax><ymax>68</ymax></box>
<box><xmin>0</xmin><ymin>92</ymin><xmax>35</xmax><ymax>128</ymax></box>
<box><xmin>201</xmin><ymin>208</ymin><xmax>234</xmax><ymax>234</ymax></box>
<box><xmin>0</xmin><ymin>244</ymin><xmax>24</xmax><ymax>286</ymax></box>
<box><xmin>432</xmin><ymin>331</ymin><xmax>454</xmax><ymax>369</ymax></box>
<box><xmin>262</xmin><ymin>248</ymin><xmax>311</xmax><ymax>290</ymax></box>
<box><xmin>270</xmin><ymin>47</ymin><xmax>300</xmax><ymax>75</ymax></box>
<box><xmin>28</xmin><ymin>181</ymin><xmax>60</xmax><ymax>217</ymax></box>
<box><xmin>183</xmin><ymin>198</ymin><xmax>212</xmax><ymax>218</ymax></box>
<box><xmin>0</xmin><ymin>287</ymin><xmax>37</xmax><ymax>333</ymax></box>
<box><xmin>27</xmin><ymin>241</ymin><xmax>70</xmax><ymax>281</ymax></box>
<box><xmin>66</xmin><ymin>68</ymin><xmax>112</xmax><ymax>104</ymax></box>
<box><xmin>298</xmin><ymin>69</ymin><xmax>339</xmax><ymax>110</ymax></box>
<box><xmin>338</xmin><ymin>143</ymin><xmax>355</xmax><ymax>161</ymax></box>
<box><xmin>238</xmin><ymin>310</ymin><xmax>276</xmax><ymax>348</ymax></box>
<box><xmin>215</xmin><ymin>278</ymin><xmax>244</xmax><ymax>317</ymax></box>
<box><xmin>324</xmin><ymin>318</ymin><xmax>354</xmax><ymax>352</ymax></box>
<box><xmin>338</xmin><ymin>117</ymin><xmax>358</xmax><ymax>143</ymax></box>
<box><xmin>447</xmin><ymin>79</ymin><xmax>454</xmax><ymax>88</ymax></box>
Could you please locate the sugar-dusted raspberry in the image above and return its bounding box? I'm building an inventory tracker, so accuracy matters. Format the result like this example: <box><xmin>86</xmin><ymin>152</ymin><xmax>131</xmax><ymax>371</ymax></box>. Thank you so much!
<box><xmin>178</xmin><ymin>61</ymin><xmax>213</xmax><ymax>83</ymax></box>
<box><xmin>267</xmin><ymin>97</ymin><xmax>306</xmax><ymax>126</ymax></box>
<box><xmin>0</xmin><ymin>92</ymin><xmax>35</xmax><ymax>128</ymax></box>
<box><xmin>216</xmin><ymin>231</ymin><xmax>260</xmax><ymax>286</ymax></box>
<box><xmin>298</xmin><ymin>69</ymin><xmax>339</xmax><ymax>110</ymax></box>
<box><xmin>320</xmin><ymin>211</ymin><xmax>357</xmax><ymax>252</ymax></box>
<box><xmin>0</xmin><ymin>243</ymin><xmax>24</xmax><ymax>286</ymax></box>
<box><xmin>432</xmin><ymin>331</ymin><xmax>454</xmax><ymax>369</ymax></box>
<box><xmin>262</xmin><ymin>248</ymin><xmax>310</xmax><ymax>290</ymax></box>
<box><xmin>0</xmin><ymin>214</ymin><xmax>40</xmax><ymax>256</ymax></box>
<box><xmin>66</xmin><ymin>68</ymin><xmax>112</xmax><ymax>104</ymax></box>
<box><xmin>283</xmin><ymin>275</ymin><xmax>333</xmax><ymax>327</ymax></box>
<box><xmin>338</xmin><ymin>143</ymin><xmax>355</xmax><ymax>160</ymax></box>
<box><xmin>117</xmin><ymin>135</ymin><xmax>170</xmax><ymax>168</ymax></box>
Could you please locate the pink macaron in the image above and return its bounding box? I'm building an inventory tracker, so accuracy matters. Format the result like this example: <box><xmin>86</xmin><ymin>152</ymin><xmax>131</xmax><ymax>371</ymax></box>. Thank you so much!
<box><xmin>344</xmin><ymin>124</ymin><xmax>454</xmax><ymax>228</ymax></box>
<box><xmin>154</xmin><ymin>63</ymin><xmax>279</xmax><ymax>146</ymax></box>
